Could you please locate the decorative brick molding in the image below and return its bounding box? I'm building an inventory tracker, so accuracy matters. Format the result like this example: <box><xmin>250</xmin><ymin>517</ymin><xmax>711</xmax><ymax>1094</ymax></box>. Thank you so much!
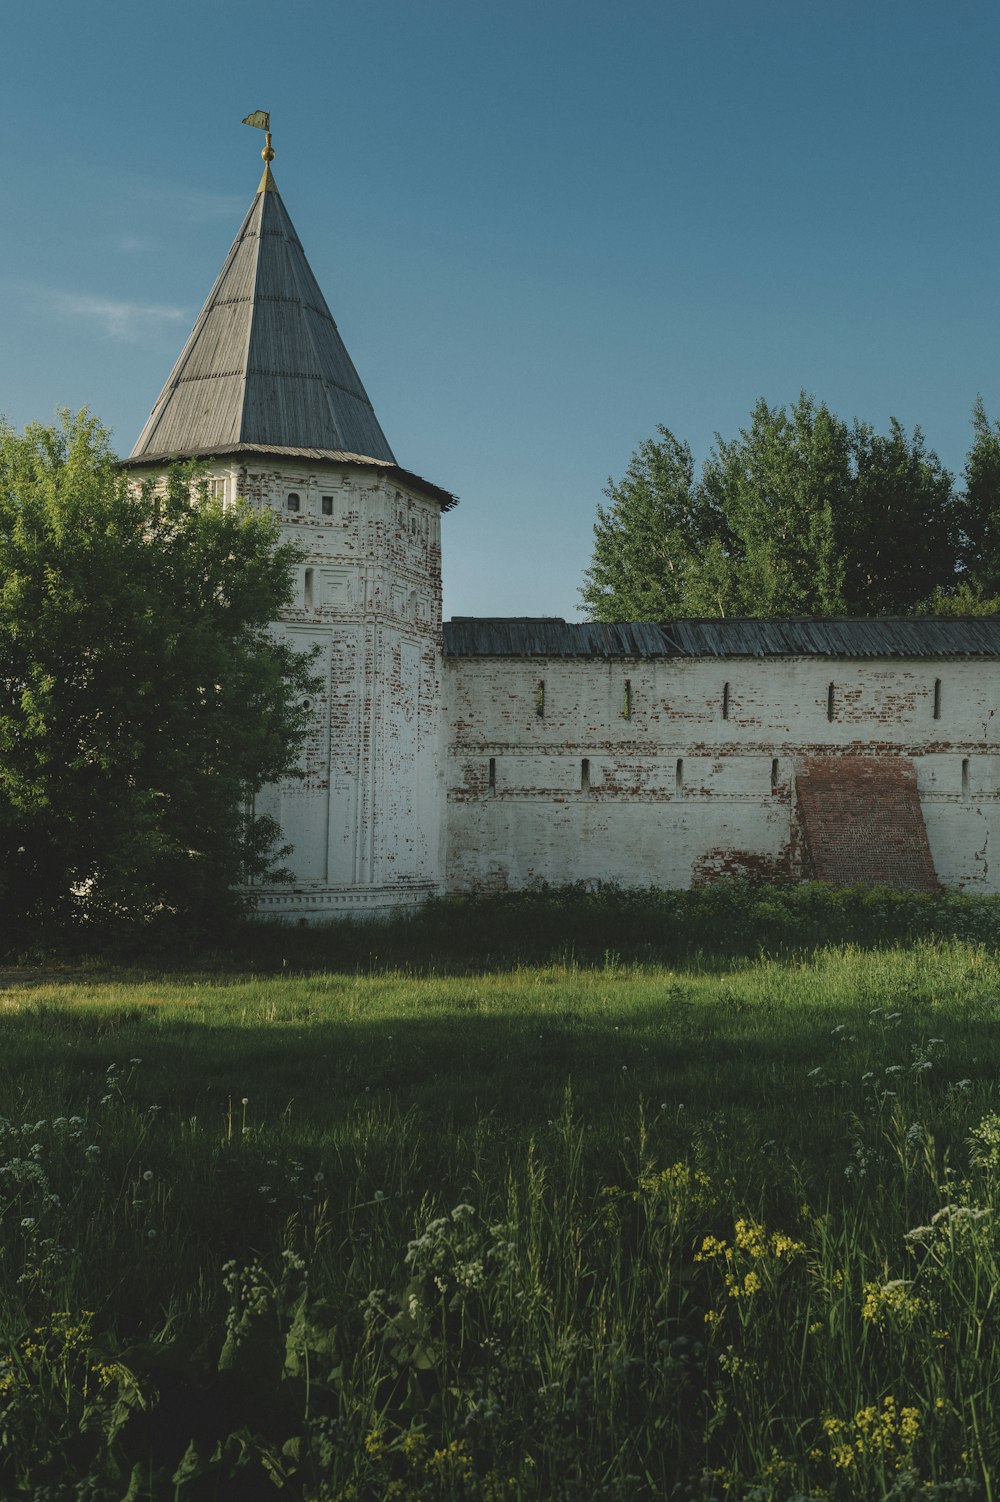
<box><xmin>795</xmin><ymin>757</ymin><xmax>938</xmax><ymax>892</ymax></box>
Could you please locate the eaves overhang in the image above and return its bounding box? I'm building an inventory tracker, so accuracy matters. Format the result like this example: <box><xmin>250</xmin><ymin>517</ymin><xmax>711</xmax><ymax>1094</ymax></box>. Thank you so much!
<box><xmin>122</xmin><ymin>443</ymin><xmax>458</xmax><ymax>511</ymax></box>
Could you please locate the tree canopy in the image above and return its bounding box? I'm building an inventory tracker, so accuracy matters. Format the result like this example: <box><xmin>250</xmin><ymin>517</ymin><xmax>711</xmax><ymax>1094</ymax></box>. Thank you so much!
<box><xmin>0</xmin><ymin>411</ymin><xmax>316</xmax><ymax>934</ymax></box>
<box><xmin>582</xmin><ymin>394</ymin><xmax>999</xmax><ymax>621</ymax></box>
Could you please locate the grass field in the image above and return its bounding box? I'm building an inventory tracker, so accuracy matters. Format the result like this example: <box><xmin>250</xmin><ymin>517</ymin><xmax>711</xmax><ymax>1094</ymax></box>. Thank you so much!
<box><xmin>2</xmin><ymin>885</ymin><xmax>1000</xmax><ymax>1499</ymax></box>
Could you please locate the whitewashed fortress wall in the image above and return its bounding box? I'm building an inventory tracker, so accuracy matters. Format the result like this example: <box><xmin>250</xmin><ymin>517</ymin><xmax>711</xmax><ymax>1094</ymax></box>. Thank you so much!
<box><xmin>444</xmin><ymin>650</ymin><xmax>1000</xmax><ymax>894</ymax></box>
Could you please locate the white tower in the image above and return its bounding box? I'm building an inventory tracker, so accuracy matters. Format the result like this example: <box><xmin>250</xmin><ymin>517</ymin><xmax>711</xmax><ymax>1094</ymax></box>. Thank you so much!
<box><xmin>126</xmin><ymin>126</ymin><xmax>455</xmax><ymax>920</ymax></box>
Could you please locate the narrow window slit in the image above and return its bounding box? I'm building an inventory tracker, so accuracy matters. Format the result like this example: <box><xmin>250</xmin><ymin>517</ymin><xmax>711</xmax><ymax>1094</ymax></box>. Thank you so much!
<box><xmin>488</xmin><ymin>757</ymin><xmax>496</xmax><ymax>797</ymax></box>
<box><xmin>962</xmin><ymin>758</ymin><xmax>970</xmax><ymax>801</ymax></box>
<box><xmin>623</xmin><ymin>679</ymin><xmax>632</xmax><ymax>721</ymax></box>
<box><xmin>581</xmin><ymin>758</ymin><xmax>590</xmax><ymax>792</ymax></box>
<box><xmin>827</xmin><ymin>683</ymin><xmax>835</xmax><ymax>722</ymax></box>
<box><xmin>304</xmin><ymin>568</ymin><xmax>314</xmax><ymax>607</ymax></box>
<box><xmin>771</xmin><ymin>758</ymin><xmax>779</xmax><ymax>793</ymax></box>
<box><xmin>675</xmin><ymin>758</ymin><xmax>683</xmax><ymax>798</ymax></box>
<box><xmin>933</xmin><ymin>678</ymin><xmax>942</xmax><ymax>720</ymax></box>
<box><xmin>536</xmin><ymin>680</ymin><xmax>545</xmax><ymax>718</ymax></box>
<box><xmin>722</xmin><ymin>681</ymin><xmax>730</xmax><ymax>720</ymax></box>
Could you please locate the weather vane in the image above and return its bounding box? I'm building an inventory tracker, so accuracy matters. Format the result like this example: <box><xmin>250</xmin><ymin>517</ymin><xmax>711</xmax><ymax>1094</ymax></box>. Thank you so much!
<box><xmin>242</xmin><ymin>111</ymin><xmax>275</xmax><ymax>188</ymax></box>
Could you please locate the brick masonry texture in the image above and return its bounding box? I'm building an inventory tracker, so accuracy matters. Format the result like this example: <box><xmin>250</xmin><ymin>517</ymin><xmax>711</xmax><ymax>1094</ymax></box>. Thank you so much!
<box><xmin>796</xmin><ymin>757</ymin><xmax>939</xmax><ymax>892</ymax></box>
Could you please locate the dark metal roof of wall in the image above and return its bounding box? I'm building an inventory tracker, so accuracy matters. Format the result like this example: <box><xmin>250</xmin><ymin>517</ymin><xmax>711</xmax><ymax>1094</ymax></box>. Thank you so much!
<box><xmin>443</xmin><ymin>617</ymin><xmax>1000</xmax><ymax>658</ymax></box>
<box><xmin>129</xmin><ymin>171</ymin><xmax>396</xmax><ymax>466</ymax></box>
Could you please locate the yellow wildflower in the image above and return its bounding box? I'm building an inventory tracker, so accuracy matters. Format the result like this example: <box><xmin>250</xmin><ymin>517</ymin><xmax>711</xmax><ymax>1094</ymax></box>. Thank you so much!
<box><xmin>770</xmin><ymin>1229</ymin><xmax>806</xmax><ymax>1261</ymax></box>
<box><xmin>861</xmin><ymin>1280</ymin><xmax>923</xmax><ymax>1329</ymax></box>
<box><xmin>400</xmin><ymin>1428</ymin><xmax>427</xmax><ymax>1459</ymax></box>
<box><xmin>734</xmin><ymin>1218</ymin><xmax>767</xmax><ymax>1257</ymax></box>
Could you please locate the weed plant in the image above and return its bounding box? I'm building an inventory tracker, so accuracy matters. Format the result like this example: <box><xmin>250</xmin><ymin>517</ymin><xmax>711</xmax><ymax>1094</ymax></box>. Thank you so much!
<box><xmin>1</xmin><ymin>886</ymin><xmax>1000</xmax><ymax>1497</ymax></box>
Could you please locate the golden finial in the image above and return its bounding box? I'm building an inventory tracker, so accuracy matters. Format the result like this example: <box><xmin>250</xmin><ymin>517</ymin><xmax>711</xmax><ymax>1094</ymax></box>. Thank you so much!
<box><xmin>242</xmin><ymin>111</ymin><xmax>277</xmax><ymax>192</ymax></box>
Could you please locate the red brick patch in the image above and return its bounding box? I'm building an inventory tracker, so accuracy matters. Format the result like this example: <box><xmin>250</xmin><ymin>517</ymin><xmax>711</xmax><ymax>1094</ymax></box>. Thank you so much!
<box><xmin>796</xmin><ymin>757</ymin><xmax>938</xmax><ymax>892</ymax></box>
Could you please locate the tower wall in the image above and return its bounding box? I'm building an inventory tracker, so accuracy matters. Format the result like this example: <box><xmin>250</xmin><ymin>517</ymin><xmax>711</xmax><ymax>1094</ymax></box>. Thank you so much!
<box><xmin>139</xmin><ymin>458</ymin><xmax>446</xmax><ymax>921</ymax></box>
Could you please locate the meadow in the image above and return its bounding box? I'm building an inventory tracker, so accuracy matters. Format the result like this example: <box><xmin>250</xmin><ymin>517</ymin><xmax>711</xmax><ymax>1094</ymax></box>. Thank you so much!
<box><xmin>2</xmin><ymin>884</ymin><xmax>1000</xmax><ymax>1500</ymax></box>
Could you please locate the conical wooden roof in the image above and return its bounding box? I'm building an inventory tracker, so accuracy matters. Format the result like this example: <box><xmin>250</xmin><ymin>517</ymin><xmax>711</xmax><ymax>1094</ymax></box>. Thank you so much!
<box><xmin>129</xmin><ymin>170</ymin><xmax>395</xmax><ymax>464</ymax></box>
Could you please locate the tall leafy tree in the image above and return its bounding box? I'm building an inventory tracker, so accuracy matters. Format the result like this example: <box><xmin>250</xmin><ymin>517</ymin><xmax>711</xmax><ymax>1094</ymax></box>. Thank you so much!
<box><xmin>698</xmin><ymin>395</ymin><xmax>851</xmax><ymax>616</ymax></box>
<box><xmin>950</xmin><ymin>396</ymin><xmax>1000</xmax><ymax>608</ymax></box>
<box><xmin>581</xmin><ymin>428</ymin><xmax>718</xmax><ymax>620</ymax></box>
<box><xmin>843</xmin><ymin>419</ymin><xmax>955</xmax><ymax>614</ymax></box>
<box><xmin>0</xmin><ymin>411</ymin><xmax>315</xmax><ymax>933</ymax></box>
<box><xmin>582</xmin><ymin>393</ymin><xmax>960</xmax><ymax>620</ymax></box>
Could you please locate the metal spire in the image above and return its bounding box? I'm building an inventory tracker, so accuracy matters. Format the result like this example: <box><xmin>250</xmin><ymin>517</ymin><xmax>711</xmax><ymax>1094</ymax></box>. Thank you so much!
<box><xmin>242</xmin><ymin>110</ymin><xmax>276</xmax><ymax>193</ymax></box>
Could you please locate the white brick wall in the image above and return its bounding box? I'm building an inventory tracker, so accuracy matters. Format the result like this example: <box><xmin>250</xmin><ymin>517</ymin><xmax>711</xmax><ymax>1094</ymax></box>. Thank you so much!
<box><xmin>444</xmin><ymin>655</ymin><xmax>1000</xmax><ymax>893</ymax></box>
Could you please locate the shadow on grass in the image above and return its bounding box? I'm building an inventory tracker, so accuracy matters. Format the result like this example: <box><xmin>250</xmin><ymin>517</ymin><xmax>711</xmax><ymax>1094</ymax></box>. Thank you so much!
<box><xmin>2</xmin><ymin>980</ymin><xmax>996</xmax><ymax>1145</ymax></box>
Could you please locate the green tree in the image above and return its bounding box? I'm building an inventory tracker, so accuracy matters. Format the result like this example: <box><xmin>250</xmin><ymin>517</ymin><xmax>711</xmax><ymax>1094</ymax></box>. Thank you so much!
<box><xmin>842</xmin><ymin>418</ymin><xmax>955</xmax><ymax>614</ymax></box>
<box><xmin>0</xmin><ymin>411</ymin><xmax>315</xmax><ymax>934</ymax></box>
<box><xmin>582</xmin><ymin>394</ymin><xmax>960</xmax><ymax>621</ymax></box>
<box><xmin>697</xmin><ymin>395</ymin><xmax>851</xmax><ymax>616</ymax></box>
<box><xmin>581</xmin><ymin>427</ymin><xmax>720</xmax><ymax>620</ymax></box>
<box><xmin>947</xmin><ymin>396</ymin><xmax>1000</xmax><ymax>609</ymax></box>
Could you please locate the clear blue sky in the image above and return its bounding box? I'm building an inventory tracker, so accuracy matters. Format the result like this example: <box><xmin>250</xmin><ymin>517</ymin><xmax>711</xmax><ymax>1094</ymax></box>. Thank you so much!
<box><xmin>4</xmin><ymin>0</ymin><xmax>1000</xmax><ymax>619</ymax></box>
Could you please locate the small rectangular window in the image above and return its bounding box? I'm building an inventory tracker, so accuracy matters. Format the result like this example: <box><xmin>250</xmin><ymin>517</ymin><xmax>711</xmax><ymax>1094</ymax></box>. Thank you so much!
<box><xmin>675</xmin><ymin>758</ymin><xmax>683</xmax><ymax>798</ymax></box>
<box><xmin>321</xmin><ymin>495</ymin><xmax>334</xmax><ymax>516</ymax></box>
<box><xmin>286</xmin><ymin>493</ymin><xmax>300</xmax><ymax>513</ymax></box>
<box><xmin>536</xmin><ymin>680</ymin><xmax>545</xmax><ymax>718</ymax></box>
<box><xmin>933</xmin><ymin>678</ymin><xmax>942</xmax><ymax>720</ymax></box>
<box><xmin>827</xmin><ymin>683</ymin><xmax>835</xmax><ymax>722</ymax></box>
<box><xmin>722</xmin><ymin>681</ymin><xmax>730</xmax><ymax>720</ymax></box>
<box><xmin>622</xmin><ymin>679</ymin><xmax>632</xmax><ymax>721</ymax></box>
<box><xmin>488</xmin><ymin>757</ymin><xmax>496</xmax><ymax>797</ymax></box>
<box><xmin>581</xmin><ymin>757</ymin><xmax>590</xmax><ymax>791</ymax></box>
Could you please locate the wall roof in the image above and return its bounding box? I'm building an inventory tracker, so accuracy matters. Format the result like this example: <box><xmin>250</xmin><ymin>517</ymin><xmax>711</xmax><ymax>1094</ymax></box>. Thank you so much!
<box><xmin>443</xmin><ymin>617</ymin><xmax>1000</xmax><ymax>659</ymax></box>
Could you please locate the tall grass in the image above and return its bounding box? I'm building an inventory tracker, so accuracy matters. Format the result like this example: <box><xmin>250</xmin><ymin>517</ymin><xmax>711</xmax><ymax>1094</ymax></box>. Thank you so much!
<box><xmin>2</xmin><ymin>889</ymin><xmax>1000</xmax><ymax>1497</ymax></box>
